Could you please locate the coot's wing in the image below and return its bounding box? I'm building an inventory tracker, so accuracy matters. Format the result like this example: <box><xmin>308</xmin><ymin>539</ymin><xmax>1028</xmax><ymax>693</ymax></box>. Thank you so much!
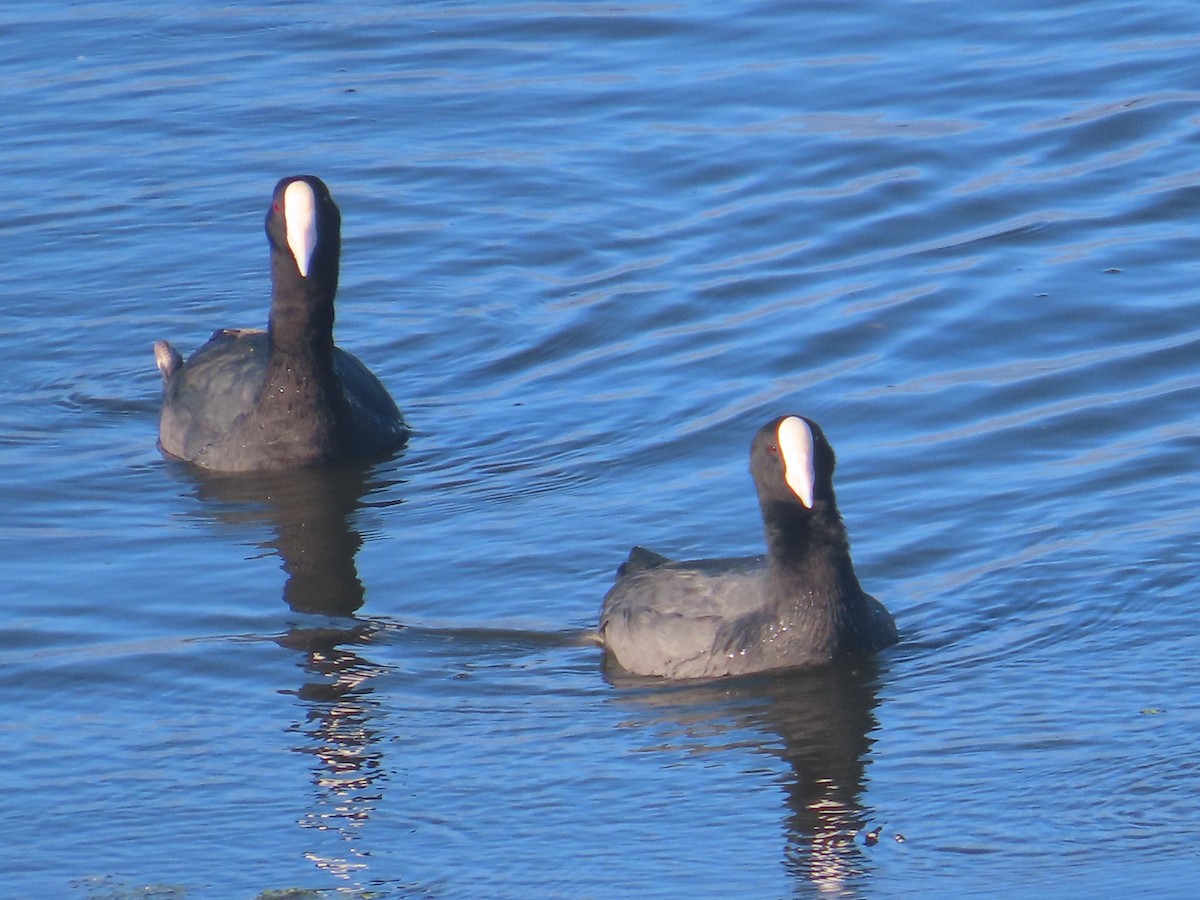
<box><xmin>332</xmin><ymin>348</ymin><xmax>408</xmax><ymax>452</ymax></box>
<box><xmin>158</xmin><ymin>330</ymin><xmax>268</xmax><ymax>461</ymax></box>
<box><xmin>616</xmin><ymin>545</ymin><xmax>673</xmax><ymax>578</ymax></box>
<box><xmin>599</xmin><ymin>555</ymin><xmax>766</xmax><ymax>678</ymax></box>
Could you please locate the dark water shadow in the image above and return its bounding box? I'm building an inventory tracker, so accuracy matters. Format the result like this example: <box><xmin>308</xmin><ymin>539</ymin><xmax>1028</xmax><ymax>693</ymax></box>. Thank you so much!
<box><xmin>169</xmin><ymin>460</ymin><xmax>405</xmax><ymax>884</ymax></box>
<box><xmin>180</xmin><ymin>461</ymin><xmax>404</xmax><ymax>617</ymax></box>
<box><xmin>606</xmin><ymin>660</ymin><xmax>888</xmax><ymax>896</ymax></box>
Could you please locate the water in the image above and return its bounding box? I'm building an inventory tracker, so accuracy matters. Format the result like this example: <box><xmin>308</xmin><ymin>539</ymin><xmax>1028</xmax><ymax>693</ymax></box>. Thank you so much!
<box><xmin>4</xmin><ymin>0</ymin><xmax>1200</xmax><ymax>897</ymax></box>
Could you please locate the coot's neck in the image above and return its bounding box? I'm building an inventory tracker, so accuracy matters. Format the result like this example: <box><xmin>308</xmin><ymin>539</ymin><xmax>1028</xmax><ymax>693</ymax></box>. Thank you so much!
<box><xmin>761</xmin><ymin>499</ymin><xmax>863</xmax><ymax>598</ymax></box>
<box><xmin>259</xmin><ymin>248</ymin><xmax>348</xmax><ymax>442</ymax></box>
<box><xmin>267</xmin><ymin>249</ymin><xmax>338</xmax><ymax>363</ymax></box>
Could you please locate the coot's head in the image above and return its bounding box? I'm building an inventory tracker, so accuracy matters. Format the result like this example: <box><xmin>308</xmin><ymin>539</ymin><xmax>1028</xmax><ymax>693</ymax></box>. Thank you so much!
<box><xmin>749</xmin><ymin>415</ymin><xmax>838</xmax><ymax>513</ymax></box>
<box><xmin>265</xmin><ymin>175</ymin><xmax>342</xmax><ymax>297</ymax></box>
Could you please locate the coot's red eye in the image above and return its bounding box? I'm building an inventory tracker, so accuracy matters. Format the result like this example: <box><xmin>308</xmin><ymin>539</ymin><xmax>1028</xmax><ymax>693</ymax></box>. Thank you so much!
<box><xmin>768</xmin><ymin>443</ymin><xmax>779</xmax><ymax>455</ymax></box>
<box><xmin>273</xmin><ymin>201</ymin><xmax>282</xmax><ymax>212</ymax></box>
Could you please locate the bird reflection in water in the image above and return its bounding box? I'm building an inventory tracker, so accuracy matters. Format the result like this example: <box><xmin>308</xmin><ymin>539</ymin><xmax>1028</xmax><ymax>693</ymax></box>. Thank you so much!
<box><xmin>605</xmin><ymin>659</ymin><xmax>887</xmax><ymax>895</ymax></box>
<box><xmin>182</xmin><ymin>462</ymin><xmax>402</xmax><ymax>885</ymax></box>
<box><xmin>280</xmin><ymin>622</ymin><xmax>387</xmax><ymax>884</ymax></box>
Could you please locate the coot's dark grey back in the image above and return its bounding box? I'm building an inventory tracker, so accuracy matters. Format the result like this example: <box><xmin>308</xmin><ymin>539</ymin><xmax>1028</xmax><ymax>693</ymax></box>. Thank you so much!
<box><xmin>600</xmin><ymin>555</ymin><xmax>769</xmax><ymax>679</ymax></box>
<box><xmin>159</xmin><ymin>329</ymin><xmax>402</xmax><ymax>466</ymax></box>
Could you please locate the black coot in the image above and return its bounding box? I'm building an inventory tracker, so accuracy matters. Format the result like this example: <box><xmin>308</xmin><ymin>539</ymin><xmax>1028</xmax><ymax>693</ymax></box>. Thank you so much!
<box><xmin>598</xmin><ymin>415</ymin><xmax>897</xmax><ymax>678</ymax></box>
<box><xmin>155</xmin><ymin>175</ymin><xmax>407</xmax><ymax>472</ymax></box>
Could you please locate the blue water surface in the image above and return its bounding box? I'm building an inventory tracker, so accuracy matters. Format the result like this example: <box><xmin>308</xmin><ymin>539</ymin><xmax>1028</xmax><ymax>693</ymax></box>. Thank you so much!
<box><xmin>3</xmin><ymin>1</ymin><xmax>1200</xmax><ymax>897</ymax></box>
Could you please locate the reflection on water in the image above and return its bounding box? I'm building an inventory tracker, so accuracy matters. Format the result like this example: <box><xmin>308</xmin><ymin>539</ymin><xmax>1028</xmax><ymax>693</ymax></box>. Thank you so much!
<box><xmin>282</xmin><ymin>624</ymin><xmax>390</xmax><ymax>884</ymax></box>
<box><xmin>171</xmin><ymin>462</ymin><xmax>399</xmax><ymax>886</ymax></box>
<box><xmin>608</xmin><ymin>662</ymin><xmax>886</xmax><ymax>895</ymax></box>
<box><xmin>181</xmin><ymin>463</ymin><xmax>401</xmax><ymax>616</ymax></box>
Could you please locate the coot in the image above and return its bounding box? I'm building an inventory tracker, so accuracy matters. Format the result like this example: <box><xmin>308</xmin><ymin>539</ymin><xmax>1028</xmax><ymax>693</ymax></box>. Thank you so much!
<box><xmin>155</xmin><ymin>175</ymin><xmax>407</xmax><ymax>472</ymax></box>
<box><xmin>598</xmin><ymin>416</ymin><xmax>897</xmax><ymax>678</ymax></box>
